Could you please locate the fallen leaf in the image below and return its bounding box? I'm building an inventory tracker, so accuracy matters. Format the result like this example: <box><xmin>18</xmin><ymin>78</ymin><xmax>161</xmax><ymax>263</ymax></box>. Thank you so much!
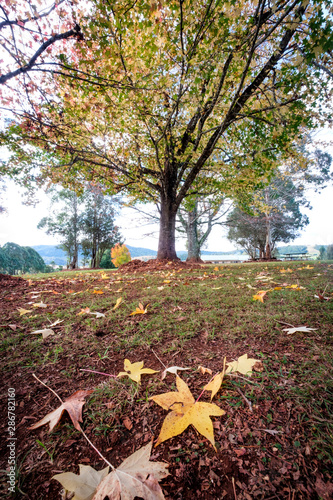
<box><xmin>8</xmin><ymin>324</ymin><xmax>17</xmax><ymax>331</ymax></box>
<box><xmin>226</xmin><ymin>353</ymin><xmax>259</xmax><ymax>375</ymax></box>
<box><xmin>253</xmin><ymin>290</ymin><xmax>268</xmax><ymax>303</ymax></box>
<box><xmin>129</xmin><ymin>303</ymin><xmax>149</xmax><ymax>316</ymax></box>
<box><xmin>117</xmin><ymin>359</ymin><xmax>158</xmax><ymax>384</ymax></box>
<box><xmin>282</xmin><ymin>326</ymin><xmax>318</xmax><ymax>335</ymax></box>
<box><xmin>29</xmin><ymin>390</ymin><xmax>93</xmax><ymax>432</ymax></box>
<box><xmin>33</xmin><ymin>301</ymin><xmax>47</xmax><ymax>308</ymax></box>
<box><xmin>93</xmin><ymin>441</ymin><xmax>169</xmax><ymax>500</ymax></box>
<box><xmin>198</xmin><ymin>366</ymin><xmax>213</xmax><ymax>376</ymax></box>
<box><xmin>49</xmin><ymin>319</ymin><xmax>64</xmax><ymax>327</ymax></box>
<box><xmin>53</xmin><ymin>465</ymin><xmax>109</xmax><ymax>500</ymax></box>
<box><xmin>113</xmin><ymin>297</ymin><xmax>123</xmax><ymax>310</ymax></box>
<box><xmin>123</xmin><ymin>416</ymin><xmax>133</xmax><ymax>430</ymax></box>
<box><xmin>161</xmin><ymin>366</ymin><xmax>191</xmax><ymax>380</ymax></box>
<box><xmin>17</xmin><ymin>308</ymin><xmax>32</xmax><ymax>316</ymax></box>
<box><xmin>204</xmin><ymin>358</ymin><xmax>226</xmax><ymax>400</ymax></box>
<box><xmin>93</xmin><ymin>290</ymin><xmax>104</xmax><ymax>295</ymax></box>
<box><xmin>77</xmin><ymin>307</ymin><xmax>91</xmax><ymax>316</ymax></box>
<box><xmin>30</xmin><ymin>328</ymin><xmax>55</xmax><ymax>339</ymax></box>
<box><xmin>150</xmin><ymin>376</ymin><xmax>225</xmax><ymax>449</ymax></box>
<box><xmin>314</xmin><ymin>293</ymin><xmax>330</xmax><ymax>301</ymax></box>
<box><xmin>89</xmin><ymin>312</ymin><xmax>106</xmax><ymax>318</ymax></box>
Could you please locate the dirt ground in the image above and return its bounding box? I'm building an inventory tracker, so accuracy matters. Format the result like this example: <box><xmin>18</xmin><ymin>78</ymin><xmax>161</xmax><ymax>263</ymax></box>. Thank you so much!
<box><xmin>0</xmin><ymin>264</ymin><xmax>332</xmax><ymax>500</ymax></box>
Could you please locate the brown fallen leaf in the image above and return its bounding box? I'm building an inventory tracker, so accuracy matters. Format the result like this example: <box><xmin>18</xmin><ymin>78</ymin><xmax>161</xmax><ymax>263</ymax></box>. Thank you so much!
<box><xmin>29</xmin><ymin>390</ymin><xmax>93</xmax><ymax>432</ymax></box>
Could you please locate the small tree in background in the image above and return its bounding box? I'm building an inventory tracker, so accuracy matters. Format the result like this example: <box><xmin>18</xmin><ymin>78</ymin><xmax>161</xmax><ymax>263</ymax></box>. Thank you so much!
<box><xmin>111</xmin><ymin>244</ymin><xmax>131</xmax><ymax>268</ymax></box>
<box><xmin>327</xmin><ymin>245</ymin><xmax>333</xmax><ymax>260</ymax></box>
<box><xmin>100</xmin><ymin>249</ymin><xmax>116</xmax><ymax>269</ymax></box>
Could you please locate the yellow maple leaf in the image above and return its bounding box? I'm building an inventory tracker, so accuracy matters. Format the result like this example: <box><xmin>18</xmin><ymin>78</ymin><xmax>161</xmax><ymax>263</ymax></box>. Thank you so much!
<box><xmin>252</xmin><ymin>290</ymin><xmax>268</xmax><ymax>302</ymax></box>
<box><xmin>204</xmin><ymin>357</ymin><xmax>226</xmax><ymax>400</ymax></box>
<box><xmin>150</xmin><ymin>376</ymin><xmax>225</xmax><ymax>450</ymax></box>
<box><xmin>129</xmin><ymin>302</ymin><xmax>149</xmax><ymax>316</ymax></box>
<box><xmin>17</xmin><ymin>308</ymin><xmax>32</xmax><ymax>316</ymax></box>
<box><xmin>225</xmin><ymin>353</ymin><xmax>259</xmax><ymax>375</ymax></box>
<box><xmin>117</xmin><ymin>359</ymin><xmax>158</xmax><ymax>384</ymax></box>
<box><xmin>113</xmin><ymin>297</ymin><xmax>123</xmax><ymax>310</ymax></box>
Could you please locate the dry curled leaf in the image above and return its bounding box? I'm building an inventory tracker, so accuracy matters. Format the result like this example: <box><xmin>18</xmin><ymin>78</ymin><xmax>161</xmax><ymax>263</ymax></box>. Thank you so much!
<box><xmin>117</xmin><ymin>359</ymin><xmax>158</xmax><ymax>384</ymax></box>
<box><xmin>150</xmin><ymin>376</ymin><xmax>225</xmax><ymax>450</ymax></box>
<box><xmin>198</xmin><ymin>366</ymin><xmax>213</xmax><ymax>376</ymax></box>
<box><xmin>113</xmin><ymin>297</ymin><xmax>123</xmax><ymax>310</ymax></box>
<box><xmin>93</xmin><ymin>441</ymin><xmax>169</xmax><ymax>500</ymax></box>
<box><xmin>204</xmin><ymin>358</ymin><xmax>226</xmax><ymax>400</ymax></box>
<box><xmin>161</xmin><ymin>366</ymin><xmax>190</xmax><ymax>380</ymax></box>
<box><xmin>29</xmin><ymin>390</ymin><xmax>93</xmax><ymax>432</ymax></box>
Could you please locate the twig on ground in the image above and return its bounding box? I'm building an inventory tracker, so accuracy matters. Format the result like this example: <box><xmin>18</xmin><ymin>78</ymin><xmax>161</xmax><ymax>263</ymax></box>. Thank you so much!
<box><xmin>32</xmin><ymin>373</ymin><xmax>63</xmax><ymax>404</ymax></box>
<box><xmin>236</xmin><ymin>387</ymin><xmax>253</xmax><ymax>412</ymax></box>
<box><xmin>151</xmin><ymin>349</ymin><xmax>167</xmax><ymax>369</ymax></box>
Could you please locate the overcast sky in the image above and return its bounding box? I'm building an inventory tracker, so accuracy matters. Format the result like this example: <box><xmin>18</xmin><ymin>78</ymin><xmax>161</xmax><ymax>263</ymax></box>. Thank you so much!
<box><xmin>0</xmin><ymin>177</ymin><xmax>333</xmax><ymax>253</ymax></box>
<box><xmin>1</xmin><ymin>128</ymin><xmax>332</xmax><ymax>253</ymax></box>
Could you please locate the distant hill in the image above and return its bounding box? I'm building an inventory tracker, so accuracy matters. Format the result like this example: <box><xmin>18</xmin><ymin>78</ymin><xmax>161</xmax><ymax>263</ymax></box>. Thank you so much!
<box><xmin>32</xmin><ymin>244</ymin><xmax>242</xmax><ymax>265</ymax></box>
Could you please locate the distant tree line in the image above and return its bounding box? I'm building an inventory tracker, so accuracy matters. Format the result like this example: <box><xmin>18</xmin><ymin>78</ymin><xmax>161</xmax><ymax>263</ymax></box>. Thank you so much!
<box><xmin>0</xmin><ymin>242</ymin><xmax>46</xmax><ymax>275</ymax></box>
<box><xmin>38</xmin><ymin>184</ymin><xmax>123</xmax><ymax>269</ymax></box>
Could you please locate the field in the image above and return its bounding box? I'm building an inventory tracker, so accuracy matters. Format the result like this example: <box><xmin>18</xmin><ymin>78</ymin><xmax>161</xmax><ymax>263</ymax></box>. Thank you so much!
<box><xmin>0</xmin><ymin>259</ymin><xmax>332</xmax><ymax>499</ymax></box>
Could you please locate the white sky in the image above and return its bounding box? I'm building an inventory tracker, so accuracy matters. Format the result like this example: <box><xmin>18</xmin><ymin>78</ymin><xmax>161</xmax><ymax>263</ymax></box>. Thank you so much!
<box><xmin>1</xmin><ymin>128</ymin><xmax>332</xmax><ymax>253</ymax></box>
<box><xmin>0</xmin><ymin>178</ymin><xmax>333</xmax><ymax>253</ymax></box>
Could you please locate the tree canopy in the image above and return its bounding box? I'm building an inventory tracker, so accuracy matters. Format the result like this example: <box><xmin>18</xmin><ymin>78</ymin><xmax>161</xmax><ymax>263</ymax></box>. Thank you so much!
<box><xmin>2</xmin><ymin>0</ymin><xmax>333</xmax><ymax>259</ymax></box>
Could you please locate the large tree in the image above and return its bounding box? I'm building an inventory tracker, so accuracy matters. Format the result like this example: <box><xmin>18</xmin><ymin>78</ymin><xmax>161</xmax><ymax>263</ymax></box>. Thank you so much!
<box><xmin>2</xmin><ymin>0</ymin><xmax>333</xmax><ymax>259</ymax></box>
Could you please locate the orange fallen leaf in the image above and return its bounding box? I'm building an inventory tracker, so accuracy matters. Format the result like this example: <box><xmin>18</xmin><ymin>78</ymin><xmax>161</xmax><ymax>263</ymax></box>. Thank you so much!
<box><xmin>77</xmin><ymin>307</ymin><xmax>91</xmax><ymax>316</ymax></box>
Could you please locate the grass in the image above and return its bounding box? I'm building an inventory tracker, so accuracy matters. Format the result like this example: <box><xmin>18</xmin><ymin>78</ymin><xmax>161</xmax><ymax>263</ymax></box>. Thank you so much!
<box><xmin>1</xmin><ymin>260</ymin><xmax>333</xmax><ymax>498</ymax></box>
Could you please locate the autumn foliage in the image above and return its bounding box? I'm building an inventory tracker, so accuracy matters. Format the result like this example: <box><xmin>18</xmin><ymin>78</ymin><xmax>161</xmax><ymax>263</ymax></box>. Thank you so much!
<box><xmin>111</xmin><ymin>244</ymin><xmax>131</xmax><ymax>267</ymax></box>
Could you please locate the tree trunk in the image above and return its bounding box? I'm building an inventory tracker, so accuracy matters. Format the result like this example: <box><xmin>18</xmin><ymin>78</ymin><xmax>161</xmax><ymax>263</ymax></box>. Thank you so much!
<box><xmin>186</xmin><ymin>204</ymin><xmax>201</xmax><ymax>261</ymax></box>
<box><xmin>157</xmin><ymin>195</ymin><xmax>179</xmax><ymax>260</ymax></box>
<box><xmin>264</xmin><ymin>190</ymin><xmax>272</xmax><ymax>260</ymax></box>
